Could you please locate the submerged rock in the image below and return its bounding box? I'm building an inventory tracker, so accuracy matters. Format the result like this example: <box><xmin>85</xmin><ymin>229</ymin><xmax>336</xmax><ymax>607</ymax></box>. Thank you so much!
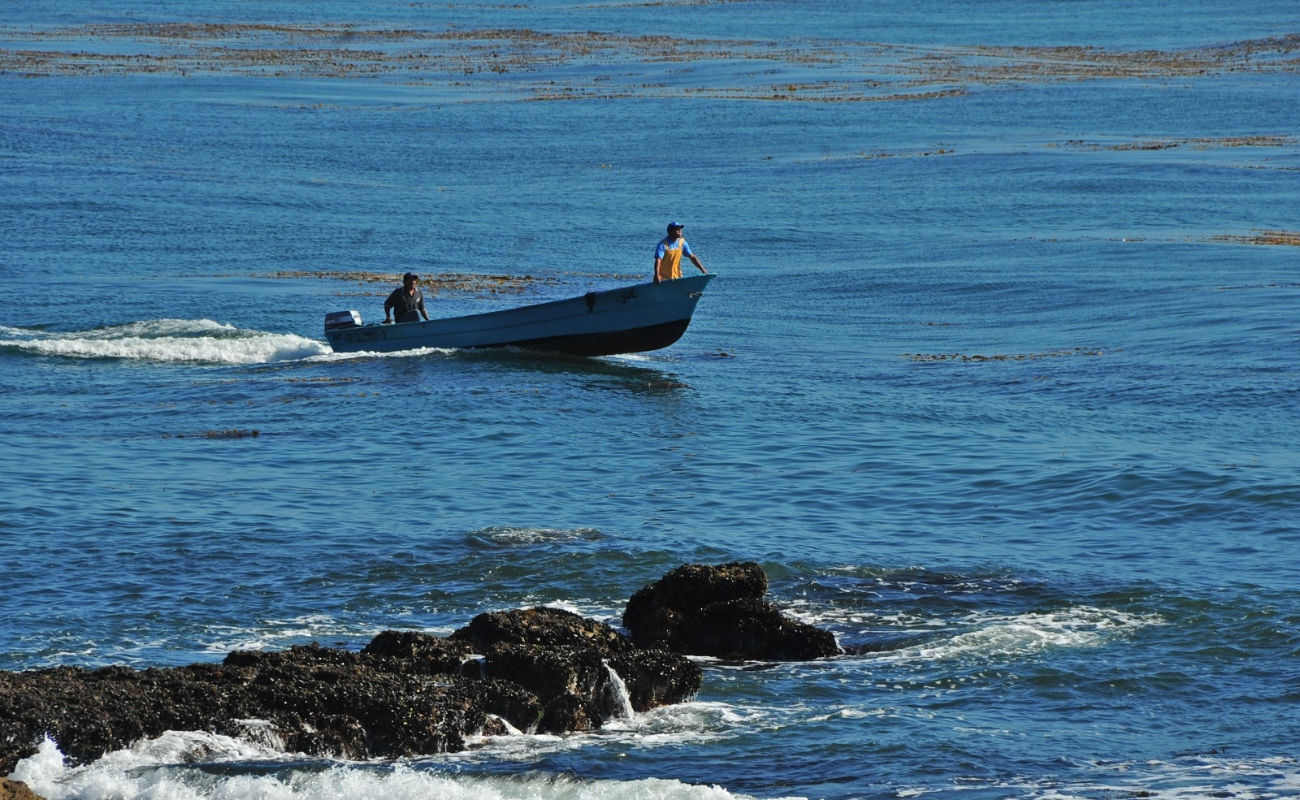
<box><xmin>623</xmin><ymin>562</ymin><xmax>841</xmax><ymax>660</ymax></box>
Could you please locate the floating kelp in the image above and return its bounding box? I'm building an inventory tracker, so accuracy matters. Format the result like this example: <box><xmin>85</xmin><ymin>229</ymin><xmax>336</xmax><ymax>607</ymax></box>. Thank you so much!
<box><xmin>1051</xmin><ymin>135</ymin><xmax>1295</xmax><ymax>151</ymax></box>
<box><xmin>6</xmin><ymin>24</ymin><xmax>1295</xmax><ymax>102</ymax></box>
<box><xmin>163</xmin><ymin>428</ymin><xmax>261</xmax><ymax>439</ymax></box>
<box><xmin>1208</xmin><ymin>229</ymin><xmax>1300</xmax><ymax>246</ymax></box>
<box><xmin>266</xmin><ymin>270</ymin><xmax>550</xmax><ymax>296</ymax></box>
<box><xmin>906</xmin><ymin>348</ymin><xmax>1104</xmax><ymax>362</ymax></box>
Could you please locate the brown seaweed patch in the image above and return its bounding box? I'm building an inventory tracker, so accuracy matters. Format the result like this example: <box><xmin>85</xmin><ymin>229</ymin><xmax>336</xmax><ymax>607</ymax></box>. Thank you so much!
<box><xmin>1207</xmin><ymin>229</ymin><xmax>1300</xmax><ymax>246</ymax></box>
<box><xmin>5</xmin><ymin>24</ymin><xmax>1296</xmax><ymax>103</ymax></box>
<box><xmin>167</xmin><ymin>428</ymin><xmax>261</xmax><ymax>439</ymax></box>
<box><xmin>558</xmin><ymin>270</ymin><xmax>637</xmax><ymax>280</ymax></box>
<box><xmin>796</xmin><ymin>147</ymin><xmax>955</xmax><ymax>163</ymax></box>
<box><xmin>681</xmin><ymin>83</ymin><xmax>965</xmax><ymax>102</ymax></box>
<box><xmin>1212</xmin><ymin>283</ymin><xmax>1300</xmax><ymax>291</ymax></box>
<box><xmin>265</xmin><ymin>270</ymin><xmax>551</xmax><ymax>295</ymax></box>
<box><xmin>909</xmin><ymin>35</ymin><xmax>1300</xmax><ymax>85</ymax></box>
<box><xmin>0</xmin><ymin>25</ymin><xmax>819</xmax><ymax>80</ymax></box>
<box><xmin>868</xmin><ymin>89</ymin><xmax>967</xmax><ymax>102</ymax></box>
<box><xmin>74</xmin><ymin>23</ymin><xmax>433</xmax><ymax>42</ymax></box>
<box><xmin>1052</xmin><ymin>135</ymin><xmax>1295</xmax><ymax>151</ymax></box>
<box><xmin>906</xmin><ymin>347</ymin><xmax>1104</xmax><ymax>363</ymax></box>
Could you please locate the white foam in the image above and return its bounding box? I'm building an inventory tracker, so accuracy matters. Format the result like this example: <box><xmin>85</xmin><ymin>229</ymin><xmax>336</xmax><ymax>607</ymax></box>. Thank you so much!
<box><xmin>311</xmin><ymin>345</ymin><xmax>458</xmax><ymax>361</ymax></box>
<box><xmin>7</xmin><ymin>737</ymin><xmax>68</xmax><ymax>791</ymax></box>
<box><xmin>0</xmin><ymin>319</ymin><xmax>329</xmax><ymax>364</ymax></box>
<box><xmin>872</xmin><ymin>606</ymin><xmax>1163</xmax><ymax>664</ymax></box>
<box><xmin>10</xmin><ymin>732</ymin><xmax>285</xmax><ymax>799</ymax></box>
<box><xmin>195</xmin><ymin>615</ymin><xmax>372</xmax><ymax>656</ymax></box>
<box><xmin>960</xmin><ymin>754</ymin><xmax>1300</xmax><ymax>800</ymax></box>
<box><xmin>1</xmin><ymin>318</ymin><xmax>233</xmax><ymax>341</ymax></box>
<box><xmin>774</xmin><ymin>596</ymin><xmax>937</xmax><ymax>633</ymax></box>
<box><xmin>472</xmin><ymin>526</ymin><xmax>605</xmax><ymax>545</ymax></box>
<box><xmin>447</xmin><ymin>700</ymin><xmax>758</xmax><ymax>764</ymax></box>
<box><xmin>10</xmin><ymin>734</ymin><xmax>797</xmax><ymax>800</ymax></box>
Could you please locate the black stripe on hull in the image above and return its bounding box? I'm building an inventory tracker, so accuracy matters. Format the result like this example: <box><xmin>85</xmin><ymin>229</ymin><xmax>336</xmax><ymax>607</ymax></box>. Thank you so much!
<box><xmin>468</xmin><ymin>318</ymin><xmax>693</xmax><ymax>357</ymax></box>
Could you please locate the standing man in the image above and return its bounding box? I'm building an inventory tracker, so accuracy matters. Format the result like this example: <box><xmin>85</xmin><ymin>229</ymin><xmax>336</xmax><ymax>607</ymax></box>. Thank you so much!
<box><xmin>653</xmin><ymin>221</ymin><xmax>707</xmax><ymax>284</ymax></box>
<box><xmin>384</xmin><ymin>272</ymin><xmax>430</xmax><ymax>324</ymax></box>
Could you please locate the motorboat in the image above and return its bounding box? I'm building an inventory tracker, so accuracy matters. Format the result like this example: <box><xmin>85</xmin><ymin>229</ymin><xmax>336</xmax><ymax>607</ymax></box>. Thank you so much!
<box><xmin>324</xmin><ymin>273</ymin><xmax>715</xmax><ymax>357</ymax></box>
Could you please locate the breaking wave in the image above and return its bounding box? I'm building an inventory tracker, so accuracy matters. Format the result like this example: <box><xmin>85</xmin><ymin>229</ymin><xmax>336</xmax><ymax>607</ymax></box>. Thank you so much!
<box><xmin>10</xmin><ymin>734</ymin><xmax>782</xmax><ymax>800</ymax></box>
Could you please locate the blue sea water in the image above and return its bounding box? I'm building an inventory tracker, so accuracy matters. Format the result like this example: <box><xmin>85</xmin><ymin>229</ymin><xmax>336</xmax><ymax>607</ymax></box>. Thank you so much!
<box><xmin>3</xmin><ymin>2</ymin><xmax>1300</xmax><ymax>799</ymax></box>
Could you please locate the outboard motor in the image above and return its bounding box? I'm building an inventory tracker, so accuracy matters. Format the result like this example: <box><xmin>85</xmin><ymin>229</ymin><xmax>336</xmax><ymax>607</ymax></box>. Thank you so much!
<box><xmin>324</xmin><ymin>310</ymin><xmax>363</xmax><ymax>332</ymax></box>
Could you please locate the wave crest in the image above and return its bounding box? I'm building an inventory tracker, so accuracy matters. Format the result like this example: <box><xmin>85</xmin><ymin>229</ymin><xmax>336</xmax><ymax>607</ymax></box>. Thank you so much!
<box><xmin>11</xmin><ymin>734</ymin><xmax>783</xmax><ymax>800</ymax></box>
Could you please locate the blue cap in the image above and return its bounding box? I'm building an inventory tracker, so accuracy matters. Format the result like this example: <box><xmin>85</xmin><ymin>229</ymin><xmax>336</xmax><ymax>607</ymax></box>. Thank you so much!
<box><xmin>667</xmin><ymin>220</ymin><xmax>684</xmax><ymax>231</ymax></box>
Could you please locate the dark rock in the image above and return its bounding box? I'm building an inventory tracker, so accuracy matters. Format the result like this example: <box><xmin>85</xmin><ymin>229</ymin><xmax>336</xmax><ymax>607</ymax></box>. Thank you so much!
<box><xmin>451</xmin><ymin>606</ymin><xmax>633</xmax><ymax>656</ymax></box>
<box><xmin>0</xmin><ymin>651</ymin><xmax>543</xmax><ymax>775</ymax></box>
<box><xmin>480</xmin><ymin>715</ymin><xmax>510</xmax><ymax>737</ymax></box>
<box><xmin>623</xmin><ymin>561</ymin><xmax>768</xmax><ymax>646</ymax></box>
<box><xmin>484</xmin><ymin>644</ymin><xmax>612</xmax><ymax>722</ymax></box>
<box><xmin>623</xmin><ymin>562</ymin><xmax>841</xmax><ymax>660</ymax></box>
<box><xmin>628</xmin><ymin>561</ymin><xmax>768</xmax><ymax>619</ymax></box>
<box><xmin>538</xmin><ymin>692</ymin><xmax>602</xmax><ymax>733</ymax></box>
<box><xmin>607</xmin><ymin>649</ymin><xmax>703</xmax><ymax>711</ymax></box>
<box><xmin>675</xmin><ymin>598</ymin><xmax>840</xmax><ymax>660</ymax></box>
<box><xmin>474</xmin><ymin>614</ymin><xmax>703</xmax><ymax>730</ymax></box>
<box><xmin>361</xmin><ymin>631</ymin><xmax>476</xmax><ymax>675</ymax></box>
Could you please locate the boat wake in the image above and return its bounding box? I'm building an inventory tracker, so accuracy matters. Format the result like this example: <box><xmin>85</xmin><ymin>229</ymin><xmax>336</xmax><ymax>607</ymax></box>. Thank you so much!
<box><xmin>0</xmin><ymin>319</ymin><xmax>331</xmax><ymax>365</ymax></box>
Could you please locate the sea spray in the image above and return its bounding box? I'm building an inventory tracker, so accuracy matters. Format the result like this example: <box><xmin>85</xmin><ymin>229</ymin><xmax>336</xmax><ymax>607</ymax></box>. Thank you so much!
<box><xmin>10</xmin><ymin>735</ymin><xmax>775</xmax><ymax>800</ymax></box>
<box><xmin>230</xmin><ymin>719</ymin><xmax>286</xmax><ymax>753</ymax></box>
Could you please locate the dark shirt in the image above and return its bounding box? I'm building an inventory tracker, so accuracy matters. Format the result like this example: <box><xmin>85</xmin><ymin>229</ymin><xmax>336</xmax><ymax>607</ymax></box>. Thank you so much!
<box><xmin>385</xmin><ymin>286</ymin><xmax>425</xmax><ymax>323</ymax></box>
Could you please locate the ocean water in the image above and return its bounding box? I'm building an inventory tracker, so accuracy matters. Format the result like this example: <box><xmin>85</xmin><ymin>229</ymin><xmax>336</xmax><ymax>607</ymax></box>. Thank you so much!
<box><xmin>3</xmin><ymin>2</ymin><xmax>1299</xmax><ymax>799</ymax></box>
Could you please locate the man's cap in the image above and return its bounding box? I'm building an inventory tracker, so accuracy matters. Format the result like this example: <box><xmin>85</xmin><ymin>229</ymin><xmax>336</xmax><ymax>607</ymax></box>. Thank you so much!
<box><xmin>667</xmin><ymin>220</ymin><xmax>684</xmax><ymax>231</ymax></box>
<box><xmin>403</xmin><ymin>272</ymin><xmax>419</xmax><ymax>281</ymax></box>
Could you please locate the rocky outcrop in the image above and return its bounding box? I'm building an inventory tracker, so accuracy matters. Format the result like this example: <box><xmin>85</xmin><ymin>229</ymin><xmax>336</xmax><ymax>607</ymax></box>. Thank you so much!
<box><xmin>450</xmin><ymin>607</ymin><xmax>702</xmax><ymax>732</ymax></box>
<box><xmin>623</xmin><ymin>562</ymin><xmax>841</xmax><ymax>660</ymax></box>
<box><xmin>0</xmin><ymin>644</ymin><xmax>540</xmax><ymax>775</ymax></box>
<box><xmin>0</xmin><ymin>563</ymin><xmax>837</xmax><ymax>776</ymax></box>
<box><xmin>0</xmin><ymin>610</ymin><xmax>698</xmax><ymax>775</ymax></box>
